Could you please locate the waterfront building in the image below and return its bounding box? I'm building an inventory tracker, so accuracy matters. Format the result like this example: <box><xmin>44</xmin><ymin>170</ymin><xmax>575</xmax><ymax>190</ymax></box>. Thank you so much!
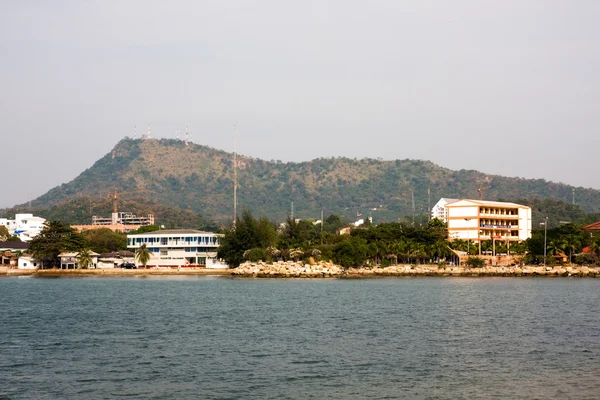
<box><xmin>58</xmin><ymin>251</ymin><xmax>100</xmax><ymax>269</ymax></box>
<box><xmin>0</xmin><ymin>213</ymin><xmax>46</xmax><ymax>242</ymax></box>
<box><xmin>431</xmin><ymin>198</ymin><xmax>458</xmax><ymax>222</ymax></box>
<box><xmin>445</xmin><ymin>199</ymin><xmax>532</xmax><ymax>243</ymax></box>
<box><xmin>126</xmin><ymin>229</ymin><xmax>226</xmax><ymax>268</ymax></box>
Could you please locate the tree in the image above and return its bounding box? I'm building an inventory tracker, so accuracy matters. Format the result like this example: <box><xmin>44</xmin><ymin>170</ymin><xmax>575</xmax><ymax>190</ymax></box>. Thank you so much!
<box><xmin>135</xmin><ymin>244</ymin><xmax>152</xmax><ymax>268</ymax></box>
<box><xmin>217</xmin><ymin>210</ymin><xmax>278</xmax><ymax>268</ymax></box>
<box><xmin>77</xmin><ymin>249</ymin><xmax>94</xmax><ymax>269</ymax></box>
<box><xmin>0</xmin><ymin>225</ymin><xmax>10</xmax><ymax>242</ymax></box>
<box><xmin>332</xmin><ymin>236</ymin><xmax>368</xmax><ymax>267</ymax></box>
<box><xmin>81</xmin><ymin>228</ymin><xmax>127</xmax><ymax>253</ymax></box>
<box><xmin>29</xmin><ymin>221</ymin><xmax>84</xmax><ymax>268</ymax></box>
<box><xmin>133</xmin><ymin>225</ymin><xmax>161</xmax><ymax>234</ymax></box>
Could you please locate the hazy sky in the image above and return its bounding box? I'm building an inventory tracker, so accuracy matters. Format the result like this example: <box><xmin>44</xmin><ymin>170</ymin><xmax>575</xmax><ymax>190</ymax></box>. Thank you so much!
<box><xmin>1</xmin><ymin>0</ymin><xmax>599</xmax><ymax>208</ymax></box>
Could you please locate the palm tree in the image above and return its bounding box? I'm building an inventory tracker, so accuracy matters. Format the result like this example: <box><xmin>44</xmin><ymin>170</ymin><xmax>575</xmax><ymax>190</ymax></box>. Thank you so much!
<box><xmin>135</xmin><ymin>244</ymin><xmax>152</xmax><ymax>268</ymax></box>
<box><xmin>77</xmin><ymin>249</ymin><xmax>93</xmax><ymax>269</ymax></box>
<box><xmin>564</xmin><ymin>235</ymin><xmax>581</xmax><ymax>265</ymax></box>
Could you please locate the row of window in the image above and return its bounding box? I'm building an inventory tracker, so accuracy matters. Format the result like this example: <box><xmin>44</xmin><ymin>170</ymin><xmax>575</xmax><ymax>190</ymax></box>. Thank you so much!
<box><xmin>128</xmin><ymin>236</ymin><xmax>219</xmax><ymax>246</ymax></box>
<box><xmin>149</xmin><ymin>247</ymin><xmax>216</xmax><ymax>253</ymax></box>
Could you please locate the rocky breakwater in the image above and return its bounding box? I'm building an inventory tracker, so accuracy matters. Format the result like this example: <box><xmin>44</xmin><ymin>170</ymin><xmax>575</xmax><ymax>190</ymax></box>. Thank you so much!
<box><xmin>344</xmin><ymin>264</ymin><xmax>600</xmax><ymax>277</ymax></box>
<box><xmin>231</xmin><ymin>261</ymin><xmax>343</xmax><ymax>278</ymax></box>
<box><xmin>231</xmin><ymin>262</ymin><xmax>600</xmax><ymax>278</ymax></box>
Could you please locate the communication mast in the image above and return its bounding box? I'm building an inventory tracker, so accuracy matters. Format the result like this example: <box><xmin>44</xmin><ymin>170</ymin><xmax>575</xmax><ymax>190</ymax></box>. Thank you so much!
<box><xmin>185</xmin><ymin>125</ymin><xmax>189</xmax><ymax>146</ymax></box>
<box><xmin>233</xmin><ymin>123</ymin><xmax>238</xmax><ymax>228</ymax></box>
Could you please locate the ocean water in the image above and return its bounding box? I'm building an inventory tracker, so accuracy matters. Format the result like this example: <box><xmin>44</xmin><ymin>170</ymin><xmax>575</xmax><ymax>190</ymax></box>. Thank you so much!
<box><xmin>1</xmin><ymin>276</ymin><xmax>599</xmax><ymax>399</ymax></box>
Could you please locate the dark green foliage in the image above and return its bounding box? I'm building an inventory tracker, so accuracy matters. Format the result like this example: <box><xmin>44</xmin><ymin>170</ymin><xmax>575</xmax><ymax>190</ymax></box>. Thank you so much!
<box><xmin>243</xmin><ymin>247</ymin><xmax>267</xmax><ymax>262</ymax></box>
<box><xmin>29</xmin><ymin>221</ymin><xmax>84</xmax><ymax>267</ymax></box>
<box><xmin>217</xmin><ymin>210</ymin><xmax>278</xmax><ymax>268</ymax></box>
<box><xmin>466</xmin><ymin>257</ymin><xmax>485</xmax><ymax>268</ymax></box>
<box><xmin>332</xmin><ymin>236</ymin><xmax>368</xmax><ymax>267</ymax></box>
<box><xmin>133</xmin><ymin>225</ymin><xmax>161</xmax><ymax>234</ymax></box>
<box><xmin>81</xmin><ymin>228</ymin><xmax>127</xmax><ymax>254</ymax></box>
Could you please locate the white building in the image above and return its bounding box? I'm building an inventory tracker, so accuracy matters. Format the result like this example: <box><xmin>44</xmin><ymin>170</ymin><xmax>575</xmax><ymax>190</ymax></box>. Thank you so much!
<box><xmin>58</xmin><ymin>251</ymin><xmax>100</xmax><ymax>269</ymax></box>
<box><xmin>431</xmin><ymin>198</ymin><xmax>458</xmax><ymax>222</ymax></box>
<box><xmin>17</xmin><ymin>255</ymin><xmax>39</xmax><ymax>270</ymax></box>
<box><xmin>127</xmin><ymin>229</ymin><xmax>226</xmax><ymax>268</ymax></box>
<box><xmin>0</xmin><ymin>213</ymin><xmax>46</xmax><ymax>242</ymax></box>
<box><xmin>445</xmin><ymin>199</ymin><xmax>532</xmax><ymax>243</ymax></box>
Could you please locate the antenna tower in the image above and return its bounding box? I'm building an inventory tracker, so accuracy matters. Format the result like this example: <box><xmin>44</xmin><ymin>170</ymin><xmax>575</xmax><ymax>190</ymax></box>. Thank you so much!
<box><xmin>233</xmin><ymin>123</ymin><xmax>237</xmax><ymax>228</ymax></box>
<box><xmin>411</xmin><ymin>189</ymin><xmax>415</xmax><ymax>226</ymax></box>
<box><xmin>185</xmin><ymin>125</ymin><xmax>189</xmax><ymax>146</ymax></box>
<box><xmin>427</xmin><ymin>187</ymin><xmax>431</xmax><ymax>221</ymax></box>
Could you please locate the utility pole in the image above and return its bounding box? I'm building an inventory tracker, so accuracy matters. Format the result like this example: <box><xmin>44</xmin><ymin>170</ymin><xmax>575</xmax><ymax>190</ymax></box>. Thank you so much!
<box><xmin>233</xmin><ymin>123</ymin><xmax>237</xmax><ymax>228</ymax></box>
<box><xmin>428</xmin><ymin>187</ymin><xmax>431</xmax><ymax>221</ymax></box>
<box><xmin>321</xmin><ymin>209</ymin><xmax>324</xmax><ymax>245</ymax></box>
<box><xmin>543</xmin><ymin>216</ymin><xmax>548</xmax><ymax>266</ymax></box>
<box><xmin>411</xmin><ymin>189</ymin><xmax>415</xmax><ymax>226</ymax></box>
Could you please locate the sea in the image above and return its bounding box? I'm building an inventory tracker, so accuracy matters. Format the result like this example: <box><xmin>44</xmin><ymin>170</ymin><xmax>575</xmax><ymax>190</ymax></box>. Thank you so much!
<box><xmin>1</xmin><ymin>276</ymin><xmax>599</xmax><ymax>399</ymax></box>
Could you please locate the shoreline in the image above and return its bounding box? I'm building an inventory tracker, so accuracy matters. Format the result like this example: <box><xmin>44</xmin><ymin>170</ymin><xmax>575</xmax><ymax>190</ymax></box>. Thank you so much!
<box><xmin>0</xmin><ymin>267</ymin><xmax>231</xmax><ymax>277</ymax></box>
<box><xmin>2</xmin><ymin>264</ymin><xmax>600</xmax><ymax>278</ymax></box>
<box><xmin>230</xmin><ymin>261</ymin><xmax>600</xmax><ymax>278</ymax></box>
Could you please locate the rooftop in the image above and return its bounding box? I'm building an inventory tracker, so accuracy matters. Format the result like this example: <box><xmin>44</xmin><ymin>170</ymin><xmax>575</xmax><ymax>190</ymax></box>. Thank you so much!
<box><xmin>128</xmin><ymin>229</ymin><xmax>218</xmax><ymax>236</ymax></box>
<box><xmin>446</xmin><ymin>199</ymin><xmax>529</xmax><ymax>208</ymax></box>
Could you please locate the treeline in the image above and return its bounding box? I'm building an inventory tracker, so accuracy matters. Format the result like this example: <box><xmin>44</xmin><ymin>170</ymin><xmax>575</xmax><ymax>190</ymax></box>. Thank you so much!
<box><xmin>217</xmin><ymin>211</ymin><xmax>451</xmax><ymax>268</ymax></box>
<box><xmin>217</xmin><ymin>211</ymin><xmax>600</xmax><ymax>268</ymax></box>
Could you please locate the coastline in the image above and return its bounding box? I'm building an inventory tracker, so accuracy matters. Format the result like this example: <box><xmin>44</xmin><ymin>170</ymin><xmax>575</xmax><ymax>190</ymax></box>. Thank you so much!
<box><xmin>2</xmin><ymin>263</ymin><xmax>600</xmax><ymax>278</ymax></box>
<box><xmin>0</xmin><ymin>267</ymin><xmax>231</xmax><ymax>277</ymax></box>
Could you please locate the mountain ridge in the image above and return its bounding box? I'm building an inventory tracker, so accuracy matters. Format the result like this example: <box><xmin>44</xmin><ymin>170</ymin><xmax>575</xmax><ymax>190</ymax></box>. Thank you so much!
<box><xmin>16</xmin><ymin>138</ymin><xmax>600</xmax><ymax>223</ymax></box>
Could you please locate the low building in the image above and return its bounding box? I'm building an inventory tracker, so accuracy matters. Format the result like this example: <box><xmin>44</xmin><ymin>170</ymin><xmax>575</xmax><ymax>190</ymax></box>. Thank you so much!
<box><xmin>17</xmin><ymin>255</ymin><xmax>40</xmax><ymax>270</ymax></box>
<box><xmin>58</xmin><ymin>251</ymin><xmax>100</xmax><ymax>269</ymax></box>
<box><xmin>0</xmin><ymin>213</ymin><xmax>46</xmax><ymax>242</ymax></box>
<box><xmin>431</xmin><ymin>198</ymin><xmax>458</xmax><ymax>222</ymax></box>
<box><xmin>126</xmin><ymin>229</ymin><xmax>225</xmax><ymax>268</ymax></box>
<box><xmin>445</xmin><ymin>199</ymin><xmax>532</xmax><ymax>243</ymax></box>
<box><xmin>97</xmin><ymin>251</ymin><xmax>135</xmax><ymax>268</ymax></box>
<box><xmin>0</xmin><ymin>242</ymin><xmax>30</xmax><ymax>268</ymax></box>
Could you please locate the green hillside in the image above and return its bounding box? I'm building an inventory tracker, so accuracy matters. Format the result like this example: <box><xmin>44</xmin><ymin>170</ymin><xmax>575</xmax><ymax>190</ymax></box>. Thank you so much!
<box><xmin>10</xmin><ymin>138</ymin><xmax>600</xmax><ymax>225</ymax></box>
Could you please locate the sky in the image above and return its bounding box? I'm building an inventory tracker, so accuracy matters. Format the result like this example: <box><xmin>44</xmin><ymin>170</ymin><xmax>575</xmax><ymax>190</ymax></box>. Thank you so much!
<box><xmin>1</xmin><ymin>0</ymin><xmax>599</xmax><ymax>208</ymax></box>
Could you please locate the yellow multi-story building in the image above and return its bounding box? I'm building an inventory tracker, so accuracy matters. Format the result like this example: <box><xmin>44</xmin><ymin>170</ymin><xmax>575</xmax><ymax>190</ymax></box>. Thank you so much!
<box><xmin>445</xmin><ymin>199</ymin><xmax>532</xmax><ymax>243</ymax></box>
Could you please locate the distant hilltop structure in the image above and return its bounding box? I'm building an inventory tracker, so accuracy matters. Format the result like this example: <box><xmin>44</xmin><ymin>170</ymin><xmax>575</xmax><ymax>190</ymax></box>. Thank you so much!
<box><xmin>0</xmin><ymin>213</ymin><xmax>46</xmax><ymax>242</ymax></box>
<box><xmin>71</xmin><ymin>212</ymin><xmax>155</xmax><ymax>233</ymax></box>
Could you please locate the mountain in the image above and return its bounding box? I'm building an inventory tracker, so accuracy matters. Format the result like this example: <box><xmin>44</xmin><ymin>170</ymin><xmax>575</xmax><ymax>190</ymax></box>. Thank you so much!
<box><xmin>12</xmin><ymin>138</ymin><xmax>600</xmax><ymax>225</ymax></box>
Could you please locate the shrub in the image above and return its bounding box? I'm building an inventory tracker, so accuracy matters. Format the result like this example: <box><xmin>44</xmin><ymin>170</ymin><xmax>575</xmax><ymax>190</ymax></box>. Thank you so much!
<box><xmin>381</xmin><ymin>259</ymin><xmax>392</xmax><ymax>268</ymax></box>
<box><xmin>243</xmin><ymin>248</ymin><xmax>266</xmax><ymax>262</ymax></box>
<box><xmin>466</xmin><ymin>257</ymin><xmax>485</xmax><ymax>268</ymax></box>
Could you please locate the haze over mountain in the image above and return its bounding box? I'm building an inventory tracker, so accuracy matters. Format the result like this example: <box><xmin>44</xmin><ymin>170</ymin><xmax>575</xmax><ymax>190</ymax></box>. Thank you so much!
<box><xmin>10</xmin><ymin>138</ymin><xmax>600</xmax><ymax>225</ymax></box>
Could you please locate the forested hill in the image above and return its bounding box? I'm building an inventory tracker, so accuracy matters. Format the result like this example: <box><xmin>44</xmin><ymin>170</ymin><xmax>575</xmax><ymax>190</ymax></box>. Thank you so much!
<box><xmin>15</xmin><ymin>138</ymin><xmax>600</xmax><ymax>223</ymax></box>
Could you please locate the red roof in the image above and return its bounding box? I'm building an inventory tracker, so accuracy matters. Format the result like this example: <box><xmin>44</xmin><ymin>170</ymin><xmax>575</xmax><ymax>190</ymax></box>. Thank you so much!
<box><xmin>582</xmin><ymin>221</ymin><xmax>600</xmax><ymax>231</ymax></box>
